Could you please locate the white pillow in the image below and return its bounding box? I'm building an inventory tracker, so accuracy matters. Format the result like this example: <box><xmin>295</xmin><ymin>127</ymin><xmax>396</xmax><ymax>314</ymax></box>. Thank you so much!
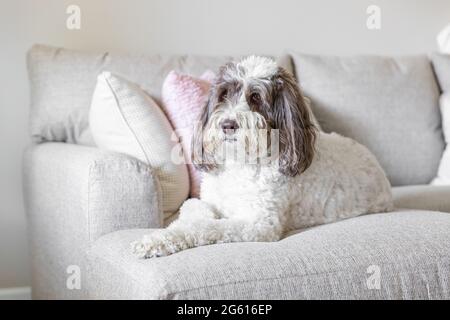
<box><xmin>89</xmin><ymin>71</ymin><xmax>189</xmax><ymax>217</ymax></box>
<box><xmin>432</xmin><ymin>93</ymin><xmax>450</xmax><ymax>185</ymax></box>
<box><xmin>437</xmin><ymin>24</ymin><xmax>450</xmax><ymax>54</ymax></box>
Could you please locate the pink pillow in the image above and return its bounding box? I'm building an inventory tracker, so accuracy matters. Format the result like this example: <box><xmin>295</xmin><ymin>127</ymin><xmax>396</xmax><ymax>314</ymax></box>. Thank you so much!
<box><xmin>161</xmin><ymin>70</ymin><xmax>215</xmax><ymax>198</ymax></box>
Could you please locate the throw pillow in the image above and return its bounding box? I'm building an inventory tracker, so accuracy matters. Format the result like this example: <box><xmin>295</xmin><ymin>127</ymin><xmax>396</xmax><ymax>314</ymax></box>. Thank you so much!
<box><xmin>89</xmin><ymin>71</ymin><xmax>190</xmax><ymax>217</ymax></box>
<box><xmin>161</xmin><ymin>70</ymin><xmax>215</xmax><ymax>198</ymax></box>
<box><xmin>431</xmin><ymin>53</ymin><xmax>450</xmax><ymax>185</ymax></box>
<box><xmin>432</xmin><ymin>93</ymin><xmax>450</xmax><ymax>185</ymax></box>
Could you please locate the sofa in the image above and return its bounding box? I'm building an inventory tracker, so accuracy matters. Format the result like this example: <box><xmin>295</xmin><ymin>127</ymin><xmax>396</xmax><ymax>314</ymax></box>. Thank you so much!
<box><xmin>24</xmin><ymin>44</ymin><xmax>450</xmax><ymax>299</ymax></box>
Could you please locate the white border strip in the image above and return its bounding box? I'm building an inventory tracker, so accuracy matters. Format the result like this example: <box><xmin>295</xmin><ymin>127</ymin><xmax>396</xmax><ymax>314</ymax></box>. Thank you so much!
<box><xmin>0</xmin><ymin>287</ymin><xmax>31</xmax><ymax>300</ymax></box>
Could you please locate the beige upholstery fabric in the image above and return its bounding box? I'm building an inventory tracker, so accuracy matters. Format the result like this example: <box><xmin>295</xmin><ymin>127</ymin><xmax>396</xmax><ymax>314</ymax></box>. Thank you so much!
<box><xmin>86</xmin><ymin>210</ymin><xmax>450</xmax><ymax>299</ymax></box>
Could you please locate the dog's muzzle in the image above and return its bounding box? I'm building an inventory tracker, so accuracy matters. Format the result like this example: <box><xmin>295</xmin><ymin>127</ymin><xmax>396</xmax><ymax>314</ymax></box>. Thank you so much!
<box><xmin>220</xmin><ymin>119</ymin><xmax>239</xmax><ymax>135</ymax></box>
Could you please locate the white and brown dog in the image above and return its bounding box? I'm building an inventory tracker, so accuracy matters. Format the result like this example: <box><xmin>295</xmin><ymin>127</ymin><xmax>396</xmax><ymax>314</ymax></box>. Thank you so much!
<box><xmin>132</xmin><ymin>56</ymin><xmax>392</xmax><ymax>258</ymax></box>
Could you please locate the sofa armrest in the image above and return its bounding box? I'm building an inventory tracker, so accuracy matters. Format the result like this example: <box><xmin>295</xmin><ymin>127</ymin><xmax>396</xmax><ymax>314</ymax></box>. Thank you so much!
<box><xmin>24</xmin><ymin>142</ymin><xmax>163</xmax><ymax>298</ymax></box>
<box><xmin>24</xmin><ymin>142</ymin><xmax>162</xmax><ymax>242</ymax></box>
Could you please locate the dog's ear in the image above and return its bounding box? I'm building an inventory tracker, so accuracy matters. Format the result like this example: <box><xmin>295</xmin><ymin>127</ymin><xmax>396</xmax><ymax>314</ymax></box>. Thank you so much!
<box><xmin>191</xmin><ymin>76</ymin><xmax>221</xmax><ymax>172</ymax></box>
<box><xmin>272</xmin><ymin>67</ymin><xmax>317</xmax><ymax>176</ymax></box>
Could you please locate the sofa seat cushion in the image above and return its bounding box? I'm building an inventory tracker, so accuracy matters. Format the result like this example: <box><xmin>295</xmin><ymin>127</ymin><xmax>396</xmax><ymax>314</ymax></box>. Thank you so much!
<box><xmin>86</xmin><ymin>210</ymin><xmax>450</xmax><ymax>299</ymax></box>
<box><xmin>393</xmin><ymin>185</ymin><xmax>450</xmax><ymax>213</ymax></box>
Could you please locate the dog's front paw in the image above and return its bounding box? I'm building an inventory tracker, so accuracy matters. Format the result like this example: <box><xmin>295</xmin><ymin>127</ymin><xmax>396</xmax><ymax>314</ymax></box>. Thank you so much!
<box><xmin>131</xmin><ymin>240</ymin><xmax>148</xmax><ymax>258</ymax></box>
<box><xmin>131</xmin><ymin>231</ymin><xmax>181</xmax><ymax>259</ymax></box>
<box><xmin>131</xmin><ymin>238</ymin><xmax>169</xmax><ymax>259</ymax></box>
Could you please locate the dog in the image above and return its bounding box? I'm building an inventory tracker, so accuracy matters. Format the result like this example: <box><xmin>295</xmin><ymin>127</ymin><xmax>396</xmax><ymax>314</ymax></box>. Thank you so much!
<box><xmin>132</xmin><ymin>56</ymin><xmax>392</xmax><ymax>258</ymax></box>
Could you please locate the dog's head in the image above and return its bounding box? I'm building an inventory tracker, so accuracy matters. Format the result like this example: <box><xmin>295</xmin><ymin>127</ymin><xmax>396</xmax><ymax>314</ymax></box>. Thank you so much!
<box><xmin>192</xmin><ymin>56</ymin><xmax>317</xmax><ymax>176</ymax></box>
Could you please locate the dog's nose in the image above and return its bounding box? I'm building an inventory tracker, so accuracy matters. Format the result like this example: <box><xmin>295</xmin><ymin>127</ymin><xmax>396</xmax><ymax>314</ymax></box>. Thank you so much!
<box><xmin>221</xmin><ymin>119</ymin><xmax>239</xmax><ymax>134</ymax></box>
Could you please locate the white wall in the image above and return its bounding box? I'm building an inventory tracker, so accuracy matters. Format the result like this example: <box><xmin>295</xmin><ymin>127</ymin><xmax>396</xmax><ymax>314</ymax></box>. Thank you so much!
<box><xmin>1</xmin><ymin>0</ymin><xmax>449</xmax><ymax>289</ymax></box>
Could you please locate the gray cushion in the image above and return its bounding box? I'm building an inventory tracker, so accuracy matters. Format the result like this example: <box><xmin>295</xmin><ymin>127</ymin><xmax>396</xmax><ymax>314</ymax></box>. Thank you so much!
<box><xmin>290</xmin><ymin>53</ymin><xmax>444</xmax><ymax>186</ymax></box>
<box><xmin>431</xmin><ymin>52</ymin><xmax>450</xmax><ymax>92</ymax></box>
<box><xmin>393</xmin><ymin>185</ymin><xmax>450</xmax><ymax>213</ymax></box>
<box><xmin>86</xmin><ymin>210</ymin><xmax>450</xmax><ymax>299</ymax></box>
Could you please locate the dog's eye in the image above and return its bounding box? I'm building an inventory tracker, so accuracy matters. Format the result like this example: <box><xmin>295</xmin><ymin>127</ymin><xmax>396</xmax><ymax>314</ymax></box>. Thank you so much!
<box><xmin>250</xmin><ymin>92</ymin><xmax>261</xmax><ymax>104</ymax></box>
<box><xmin>218</xmin><ymin>89</ymin><xmax>228</xmax><ymax>102</ymax></box>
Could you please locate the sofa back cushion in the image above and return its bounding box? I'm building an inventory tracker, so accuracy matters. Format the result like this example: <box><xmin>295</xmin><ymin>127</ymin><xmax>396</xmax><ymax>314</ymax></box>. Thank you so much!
<box><xmin>27</xmin><ymin>45</ymin><xmax>236</xmax><ymax>145</ymax></box>
<box><xmin>290</xmin><ymin>53</ymin><xmax>444</xmax><ymax>186</ymax></box>
<box><xmin>27</xmin><ymin>45</ymin><xmax>293</xmax><ymax>147</ymax></box>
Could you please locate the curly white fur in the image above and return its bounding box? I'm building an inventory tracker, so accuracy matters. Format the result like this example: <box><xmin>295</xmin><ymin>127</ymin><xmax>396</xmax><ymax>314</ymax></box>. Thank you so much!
<box><xmin>132</xmin><ymin>132</ymin><xmax>393</xmax><ymax>258</ymax></box>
